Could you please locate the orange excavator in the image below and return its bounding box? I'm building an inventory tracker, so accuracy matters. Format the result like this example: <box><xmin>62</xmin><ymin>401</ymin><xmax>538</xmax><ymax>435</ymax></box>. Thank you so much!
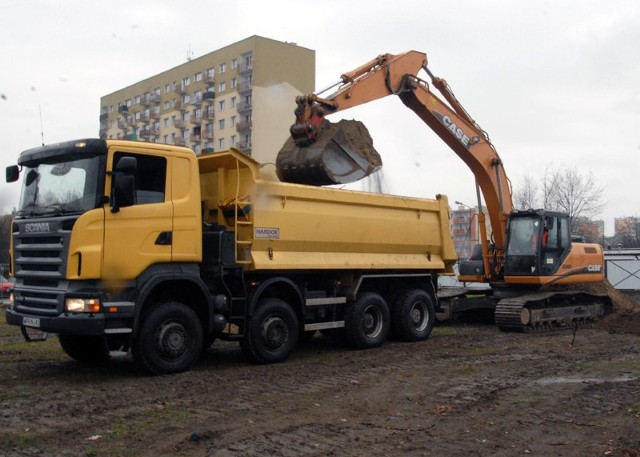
<box><xmin>276</xmin><ymin>50</ymin><xmax>611</xmax><ymax>331</ymax></box>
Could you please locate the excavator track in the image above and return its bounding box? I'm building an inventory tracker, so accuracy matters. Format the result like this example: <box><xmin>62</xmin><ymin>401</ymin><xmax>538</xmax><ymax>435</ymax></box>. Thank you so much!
<box><xmin>495</xmin><ymin>291</ymin><xmax>612</xmax><ymax>332</ymax></box>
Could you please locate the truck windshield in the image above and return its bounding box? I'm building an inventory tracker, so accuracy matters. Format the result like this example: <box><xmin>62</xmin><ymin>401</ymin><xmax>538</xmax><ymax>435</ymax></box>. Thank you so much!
<box><xmin>17</xmin><ymin>155</ymin><xmax>102</xmax><ymax>216</ymax></box>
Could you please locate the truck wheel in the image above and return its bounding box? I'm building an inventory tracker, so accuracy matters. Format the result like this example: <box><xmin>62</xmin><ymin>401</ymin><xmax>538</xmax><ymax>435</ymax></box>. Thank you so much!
<box><xmin>345</xmin><ymin>292</ymin><xmax>390</xmax><ymax>349</ymax></box>
<box><xmin>59</xmin><ymin>335</ymin><xmax>110</xmax><ymax>362</ymax></box>
<box><xmin>240</xmin><ymin>298</ymin><xmax>298</xmax><ymax>364</ymax></box>
<box><xmin>392</xmin><ymin>289</ymin><xmax>435</xmax><ymax>341</ymax></box>
<box><xmin>132</xmin><ymin>301</ymin><xmax>203</xmax><ymax>375</ymax></box>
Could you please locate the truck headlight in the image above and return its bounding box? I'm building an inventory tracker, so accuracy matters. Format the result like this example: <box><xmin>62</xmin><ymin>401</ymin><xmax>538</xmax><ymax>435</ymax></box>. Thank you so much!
<box><xmin>65</xmin><ymin>297</ymin><xmax>101</xmax><ymax>313</ymax></box>
<box><xmin>8</xmin><ymin>292</ymin><xmax>14</xmax><ymax>310</ymax></box>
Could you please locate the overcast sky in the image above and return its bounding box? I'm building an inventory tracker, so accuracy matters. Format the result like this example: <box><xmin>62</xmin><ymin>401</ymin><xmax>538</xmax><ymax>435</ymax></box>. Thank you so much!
<box><xmin>1</xmin><ymin>0</ymin><xmax>638</xmax><ymax>235</ymax></box>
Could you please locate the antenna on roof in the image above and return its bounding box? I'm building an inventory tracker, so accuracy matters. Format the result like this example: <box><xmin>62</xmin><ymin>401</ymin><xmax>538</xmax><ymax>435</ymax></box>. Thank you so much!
<box><xmin>186</xmin><ymin>44</ymin><xmax>194</xmax><ymax>62</ymax></box>
<box><xmin>39</xmin><ymin>104</ymin><xmax>45</xmax><ymax>146</ymax></box>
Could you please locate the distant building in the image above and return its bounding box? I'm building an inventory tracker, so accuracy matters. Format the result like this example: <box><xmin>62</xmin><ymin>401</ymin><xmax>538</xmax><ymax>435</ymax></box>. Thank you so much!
<box><xmin>99</xmin><ymin>36</ymin><xmax>315</xmax><ymax>165</ymax></box>
<box><xmin>573</xmin><ymin>217</ymin><xmax>604</xmax><ymax>244</ymax></box>
<box><xmin>450</xmin><ymin>204</ymin><xmax>490</xmax><ymax>259</ymax></box>
<box><xmin>614</xmin><ymin>216</ymin><xmax>640</xmax><ymax>248</ymax></box>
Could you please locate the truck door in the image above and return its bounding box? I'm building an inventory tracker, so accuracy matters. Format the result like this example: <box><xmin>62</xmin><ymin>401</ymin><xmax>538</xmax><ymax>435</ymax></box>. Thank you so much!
<box><xmin>103</xmin><ymin>150</ymin><xmax>172</xmax><ymax>281</ymax></box>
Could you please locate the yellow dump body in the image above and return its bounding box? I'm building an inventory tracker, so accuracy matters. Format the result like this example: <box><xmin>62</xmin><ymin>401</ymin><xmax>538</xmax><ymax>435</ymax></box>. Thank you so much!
<box><xmin>199</xmin><ymin>149</ymin><xmax>457</xmax><ymax>273</ymax></box>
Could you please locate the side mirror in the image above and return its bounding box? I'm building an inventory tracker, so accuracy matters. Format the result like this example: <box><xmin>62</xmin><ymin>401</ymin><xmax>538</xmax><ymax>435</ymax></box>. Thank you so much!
<box><xmin>111</xmin><ymin>157</ymin><xmax>137</xmax><ymax>213</ymax></box>
<box><xmin>6</xmin><ymin>165</ymin><xmax>20</xmax><ymax>183</ymax></box>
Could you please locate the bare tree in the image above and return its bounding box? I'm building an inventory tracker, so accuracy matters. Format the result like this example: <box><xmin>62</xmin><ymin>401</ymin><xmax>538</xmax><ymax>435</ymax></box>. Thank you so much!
<box><xmin>546</xmin><ymin>167</ymin><xmax>605</xmax><ymax>232</ymax></box>
<box><xmin>513</xmin><ymin>174</ymin><xmax>538</xmax><ymax>210</ymax></box>
<box><xmin>514</xmin><ymin>166</ymin><xmax>605</xmax><ymax>232</ymax></box>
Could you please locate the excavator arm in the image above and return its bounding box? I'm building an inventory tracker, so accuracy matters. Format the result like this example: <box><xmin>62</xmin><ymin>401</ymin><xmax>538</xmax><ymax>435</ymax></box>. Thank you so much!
<box><xmin>277</xmin><ymin>51</ymin><xmax>513</xmax><ymax>280</ymax></box>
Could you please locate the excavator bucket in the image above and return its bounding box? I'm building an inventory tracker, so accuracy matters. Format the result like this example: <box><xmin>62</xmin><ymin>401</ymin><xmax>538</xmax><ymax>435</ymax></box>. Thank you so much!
<box><xmin>276</xmin><ymin>120</ymin><xmax>382</xmax><ymax>186</ymax></box>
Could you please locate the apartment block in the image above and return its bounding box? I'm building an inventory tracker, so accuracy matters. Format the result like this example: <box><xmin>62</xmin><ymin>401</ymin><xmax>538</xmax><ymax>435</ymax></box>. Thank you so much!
<box><xmin>99</xmin><ymin>36</ymin><xmax>315</xmax><ymax>165</ymax></box>
<box><xmin>450</xmin><ymin>204</ymin><xmax>491</xmax><ymax>259</ymax></box>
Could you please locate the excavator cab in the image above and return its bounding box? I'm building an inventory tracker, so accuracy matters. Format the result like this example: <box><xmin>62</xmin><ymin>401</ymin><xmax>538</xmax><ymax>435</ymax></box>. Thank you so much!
<box><xmin>504</xmin><ymin>210</ymin><xmax>571</xmax><ymax>277</ymax></box>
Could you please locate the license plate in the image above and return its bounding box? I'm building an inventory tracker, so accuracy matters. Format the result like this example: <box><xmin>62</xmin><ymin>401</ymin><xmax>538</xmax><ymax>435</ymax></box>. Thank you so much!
<box><xmin>23</xmin><ymin>317</ymin><xmax>41</xmax><ymax>328</ymax></box>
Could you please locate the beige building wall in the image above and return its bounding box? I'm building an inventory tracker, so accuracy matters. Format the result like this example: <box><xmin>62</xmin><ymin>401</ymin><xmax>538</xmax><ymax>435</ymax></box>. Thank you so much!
<box><xmin>100</xmin><ymin>36</ymin><xmax>315</xmax><ymax>167</ymax></box>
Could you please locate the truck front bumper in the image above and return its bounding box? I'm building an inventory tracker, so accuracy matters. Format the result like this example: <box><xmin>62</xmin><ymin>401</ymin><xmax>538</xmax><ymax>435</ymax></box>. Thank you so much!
<box><xmin>5</xmin><ymin>308</ymin><xmax>109</xmax><ymax>336</ymax></box>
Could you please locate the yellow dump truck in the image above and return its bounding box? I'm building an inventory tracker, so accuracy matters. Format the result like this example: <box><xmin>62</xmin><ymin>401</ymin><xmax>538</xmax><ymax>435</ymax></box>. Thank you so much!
<box><xmin>5</xmin><ymin>139</ymin><xmax>456</xmax><ymax>374</ymax></box>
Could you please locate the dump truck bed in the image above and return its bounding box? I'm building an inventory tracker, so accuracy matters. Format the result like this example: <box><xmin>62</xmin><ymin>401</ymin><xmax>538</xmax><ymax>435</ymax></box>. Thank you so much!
<box><xmin>199</xmin><ymin>149</ymin><xmax>457</xmax><ymax>273</ymax></box>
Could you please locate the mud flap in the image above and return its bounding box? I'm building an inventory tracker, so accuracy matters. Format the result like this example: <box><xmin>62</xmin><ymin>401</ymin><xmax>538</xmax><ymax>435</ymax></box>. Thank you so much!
<box><xmin>276</xmin><ymin>120</ymin><xmax>382</xmax><ymax>186</ymax></box>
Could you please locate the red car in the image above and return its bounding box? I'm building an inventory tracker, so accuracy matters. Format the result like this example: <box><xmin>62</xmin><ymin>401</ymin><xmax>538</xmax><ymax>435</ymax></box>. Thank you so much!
<box><xmin>1</xmin><ymin>275</ymin><xmax>15</xmax><ymax>296</ymax></box>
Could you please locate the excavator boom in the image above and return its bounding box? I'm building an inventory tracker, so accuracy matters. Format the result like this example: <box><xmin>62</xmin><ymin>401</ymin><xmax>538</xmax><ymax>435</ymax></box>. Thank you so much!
<box><xmin>276</xmin><ymin>51</ymin><xmax>513</xmax><ymax>278</ymax></box>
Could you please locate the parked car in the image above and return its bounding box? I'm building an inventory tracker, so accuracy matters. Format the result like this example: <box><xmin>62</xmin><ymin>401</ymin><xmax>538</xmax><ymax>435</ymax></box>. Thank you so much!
<box><xmin>1</xmin><ymin>275</ymin><xmax>15</xmax><ymax>297</ymax></box>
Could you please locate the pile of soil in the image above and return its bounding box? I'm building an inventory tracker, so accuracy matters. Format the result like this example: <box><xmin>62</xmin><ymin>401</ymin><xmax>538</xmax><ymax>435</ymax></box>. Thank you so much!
<box><xmin>565</xmin><ymin>280</ymin><xmax>640</xmax><ymax>335</ymax></box>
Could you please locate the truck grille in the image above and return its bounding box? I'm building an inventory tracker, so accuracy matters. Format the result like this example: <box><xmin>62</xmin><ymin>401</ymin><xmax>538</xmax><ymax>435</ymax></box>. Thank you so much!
<box><xmin>12</xmin><ymin>218</ymin><xmax>74</xmax><ymax>316</ymax></box>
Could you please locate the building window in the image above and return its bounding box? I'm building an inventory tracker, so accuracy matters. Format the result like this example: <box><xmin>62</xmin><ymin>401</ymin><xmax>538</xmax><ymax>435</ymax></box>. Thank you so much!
<box><xmin>164</xmin><ymin>84</ymin><xmax>171</xmax><ymax>93</ymax></box>
<box><xmin>218</xmin><ymin>81</ymin><xmax>226</xmax><ymax>93</ymax></box>
<box><xmin>231</xmin><ymin>58</ymin><xmax>237</xmax><ymax>70</ymax></box>
<box><xmin>218</xmin><ymin>119</ymin><xmax>225</xmax><ymax>130</ymax></box>
<box><xmin>218</xmin><ymin>138</ymin><xmax>225</xmax><ymax>149</ymax></box>
<box><xmin>126</xmin><ymin>99</ymin><xmax>132</xmax><ymax>107</ymax></box>
<box><xmin>231</xmin><ymin>78</ymin><xmax>237</xmax><ymax>89</ymax></box>
<box><xmin>219</xmin><ymin>62</ymin><xmax>226</xmax><ymax>74</ymax></box>
<box><xmin>164</xmin><ymin>101</ymin><xmax>170</xmax><ymax>111</ymax></box>
<box><xmin>230</xmin><ymin>116</ymin><xmax>236</xmax><ymax>127</ymax></box>
<box><xmin>206</xmin><ymin>68</ymin><xmax>215</xmax><ymax>79</ymax></box>
<box><xmin>231</xmin><ymin>96</ymin><xmax>237</xmax><ymax>108</ymax></box>
<box><xmin>135</xmin><ymin>95</ymin><xmax>141</xmax><ymax>104</ymax></box>
<box><xmin>218</xmin><ymin>100</ymin><xmax>225</xmax><ymax>111</ymax></box>
<box><xmin>231</xmin><ymin>135</ymin><xmax>237</xmax><ymax>146</ymax></box>
<box><xmin>182</xmin><ymin>76</ymin><xmax>191</xmax><ymax>87</ymax></box>
<box><xmin>164</xmin><ymin>118</ymin><xmax>169</xmax><ymax>127</ymax></box>
<box><xmin>195</xmin><ymin>72</ymin><xmax>202</xmax><ymax>82</ymax></box>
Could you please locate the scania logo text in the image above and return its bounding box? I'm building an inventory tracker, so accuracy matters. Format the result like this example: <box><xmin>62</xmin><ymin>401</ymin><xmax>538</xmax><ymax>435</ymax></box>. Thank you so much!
<box><xmin>25</xmin><ymin>222</ymin><xmax>51</xmax><ymax>233</ymax></box>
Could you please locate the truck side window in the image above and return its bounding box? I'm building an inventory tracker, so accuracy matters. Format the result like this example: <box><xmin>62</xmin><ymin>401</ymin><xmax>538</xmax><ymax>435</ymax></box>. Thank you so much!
<box><xmin>113</xmin><ymin>152</ymin><xmax>167</xmax><ymax>205</ymax></box>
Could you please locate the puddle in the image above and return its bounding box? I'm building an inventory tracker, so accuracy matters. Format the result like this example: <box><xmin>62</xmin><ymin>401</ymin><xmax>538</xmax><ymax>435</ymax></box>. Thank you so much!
<box><xmin>534</xmin><ymin>374</ymin><xmax>638</xmax><ymax>385</ymax></box>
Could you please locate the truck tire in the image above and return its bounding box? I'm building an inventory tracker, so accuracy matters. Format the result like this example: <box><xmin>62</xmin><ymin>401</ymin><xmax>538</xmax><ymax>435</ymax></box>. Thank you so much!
<box><xmin>391</xmin><ymin>289</ymin><xmax>435</xmax><ymax>341</ymax></box>
<box><xmin>59</xmin><ymin>335</ymin><xmax>110</xmax><ymax>362</ymax></box>
<box><xmin>240</xmin><ymin>298</ymin><xmax>298</xmax><ymax>364</ymax></box>
<box><xmin>132</xmin><ymin>301</ymin><xmax>203</xmax><ymax>375</ymax></box>
<box><xmin>344</xmin><ymin>292</ymin><xmax>390</xmax><ymax>349</ymax></box>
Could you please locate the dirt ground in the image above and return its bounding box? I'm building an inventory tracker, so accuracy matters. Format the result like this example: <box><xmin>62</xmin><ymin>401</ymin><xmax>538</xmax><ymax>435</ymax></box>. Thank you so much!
<box><xmin>1</xmin><ymin>292</ymin><xmax>640</xmax><ymax>457</ymax></box>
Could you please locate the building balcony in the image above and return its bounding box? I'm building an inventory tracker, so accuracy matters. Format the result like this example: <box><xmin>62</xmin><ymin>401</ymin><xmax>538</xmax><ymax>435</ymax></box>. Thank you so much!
<box><xmin>237</xmin><ymin>141</ymin><xmax>252</xmax><ymax>153</ymax></box>
<box><xmin>190</xmin><ymin>134</ymin><xmax>202</xmax><ymax>143</ymax></box>
<box><xmin>203</xmin><ymin>111</ymin><xmax>215</xmax><ymax>120</ymax></box>
<box><xmin>203</xmin><ymin>91</ymin><xmax>215</xmax><ymax>103</ymax></box>
<box><xmin>175</xmin><ymin>100</ymin><xmax>187</xmax><ymax>112</ymax></box>
<box><xmin>118</xmin><ymin>120</ymin><xmax>128</xmax><ymax>129</ymax></box>
<box><xmin>118</xmin><ymin>105</ymin><xmax>128</xmax><ymax>113</ymax></box>
<box><xmin>124</xmin><ymin>133</ymin><xmax>138</xmax><ymax>141</ymax></box>
<box><xmin>204</xmin><ymin>73</ymin><xmax>215</xmax><ymax>83</ymax></box>
<box><xmin>190</xmin><ymin>115</ymin><xmax>202</xmax><ymax>124</ymax></box>
<box><xmin>143</xmin><ymin>94</ymin><xmax>161</xmax><ymax>106</ymax></box>
<box><xmin>174</xmin><ymin>84</ymin><xmax>187</xmax><ymax>95</ymax></box>
<box><xmin>140</xmin><ymin>130</ymin><xmax>151</xmax><ymax>139</ymax></box>
<box><xmin>99</xmin><ymin>128</ymin><xmax>107</xmax><ymax>138</ymax></box>
<box><xmin>99</xmin><ymin>113</ymin><xmax>108</xmax><ymax>121</ymax></box>
<box><xmin>238</xmin><ymin>102</ymin><xmax>252</xmax><ymax>113</ymax></box>
<box><xmin>236</xmin><ymin>120</ymin><xmax>252</xmax><ymax>132</ymax></box>
<box><xmin>190</xmin><ymin>96</ymin><xmax>202</xmax><ymax>107</ymax></box>
<box><xmin>202</xmin><ymin>147</ymin><xmax>214</xmax><ymax>154</ymax></box>
<box><xmin>238</xmin><ymin>61</ymin><xmax>253</xmax><ymax>74</ymax></box>
<box><xmin>202</xmin><ymin>131</ymin><xmax>214</xmax><ymax>140</ymax></box>
<box><xmin>175</xmin><ymin>137</ymin><xmax>186</xmax><ymax>146</ymax></box>
<box><xmin>174</xmin><ymin>119</ymin><xmax>187</xmax><ymax>129</ymax></box>
<box><xmin>238</xmin><ymin>82</ymin><xmax>252</xmax><ymax>94</ymax></box>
